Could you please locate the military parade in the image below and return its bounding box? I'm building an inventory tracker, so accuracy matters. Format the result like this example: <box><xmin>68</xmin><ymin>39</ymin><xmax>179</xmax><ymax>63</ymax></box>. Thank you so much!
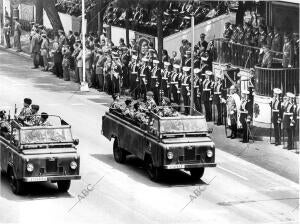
<box><xmin>0</xmin><ymin>0</ymin><xmax>299</xmax><ymax>224</ymax></box>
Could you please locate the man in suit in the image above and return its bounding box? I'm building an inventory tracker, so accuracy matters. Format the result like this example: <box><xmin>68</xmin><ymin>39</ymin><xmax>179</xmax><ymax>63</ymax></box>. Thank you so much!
<box><xmin>31</xmin><ymin>29</ymin><xmax>41</xmax><ymax>69</ymax></box>
<box><xmin>239</xmin><ymin>90</ymin><xmax>253</xmax><ymax>143</ymax></box>
<box><xmin>13</xmin><ymin>17</ymin><xmax>22</xmax><ymax>52</ymax></box>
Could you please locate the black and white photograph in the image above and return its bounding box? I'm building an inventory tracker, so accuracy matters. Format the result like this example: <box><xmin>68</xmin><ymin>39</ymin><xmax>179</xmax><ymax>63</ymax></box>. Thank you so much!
<box><xmin>0</xmin><ymin>0</ymin><xmax>299</xmax><ymax>223</ymax></box>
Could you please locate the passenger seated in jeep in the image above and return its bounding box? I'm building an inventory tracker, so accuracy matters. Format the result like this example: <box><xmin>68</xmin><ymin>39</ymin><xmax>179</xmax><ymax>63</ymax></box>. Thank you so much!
<box><xmin>0</xmin><ymin>110</ymin><xmax>10</xmax><ymax>138</ymax></box>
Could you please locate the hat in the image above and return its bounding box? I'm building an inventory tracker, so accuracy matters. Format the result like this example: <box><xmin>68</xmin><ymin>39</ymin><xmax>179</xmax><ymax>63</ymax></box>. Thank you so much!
<box><xmin>230</xmin><ymin>85</ymin><xmax>236</xmax><ymax>90</ymax></box>
<box><xmin>182</xmin><ymin>66</ymin><xmax>191</xmax><ymax>72</ymax></box>
<box><xmin>194</xmin><ymin>68</ymin><xmax>201</xmax><ymax>74</ymax></box>
<box><xmin>142</xmin><ymin>57</ymin><xmax>149</xmax><ymax>62</ymax></box>
<box><xmin>146</xmin><ymin>91</ymin><xmax>154</xmax><ymax>97</ymax></box>
<box><xmin>286</xmin><ymin>92</ymin><xmax>295</xmax><ymax>98</ymax></box>
<box><xmin>173</xmin><ymin>64</ymin><xmax>181</xmax><ymax>69</ymax></box>
<box><xmin>24</xmin><ymin>98</ymin><xmax>32</xmax><ymax>105</ymax></box>
<box><xmin>41</xmin><ymin>112</ymin><xmax>48</xmax><ymax>120</ymax></box>
<box><xmin>132</xmin><ymin>55</ymin><xmax>138</xmax><ymax>60</ymax></box>
<box><xmin>31</xmin><ymin>104</ymin><xmax>40</xmax><ymax>111</ymax></box>
<box><xmin>153</xmin><ymin>59</ymin><xmax>159</xmax><ymax>64</ymax></box>
<box><xmin>200</xmin><ymin>33</ymin><xmax>206</xmax><ymax>37</ymax></box>
<box><xmin>242</xmin><ymin>90</ymin><xmax>250</xmax><ymax>95</ymax></box>
<box><xmin>273</xmin><ymin>88</ymin><xmax>282</xmax><ymax>94</ymax></box>
<box><xmin>164</xmin><ymin>61</ymin><xmax>171</xmax><ymax>66</ymax></box>
<box><xmin>205</xmin><ymin>71</ymin><xmax>213</xmax><ymax>76</ymax></box>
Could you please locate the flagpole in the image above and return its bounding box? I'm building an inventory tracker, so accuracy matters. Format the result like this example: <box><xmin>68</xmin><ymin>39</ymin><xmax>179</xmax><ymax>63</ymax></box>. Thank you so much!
<box><xmin>80</xmin><ymin>0</ymin><xmax>89</xmax><ymax>92</ymax></box>
<box><xmin>190</xmin><ymin>14</ymin><xmax>195</xmax><ymax>115</ymax></box>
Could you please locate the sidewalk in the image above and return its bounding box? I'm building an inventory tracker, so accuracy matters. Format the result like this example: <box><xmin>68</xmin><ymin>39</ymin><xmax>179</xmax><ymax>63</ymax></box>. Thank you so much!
<box><xmin>210</xmin><ymin>122</ymin><xmax>299</xmax><ymax>183</ymax></box>
<box><xmin>1</xmin><ymin>46</ymin><xmax>299</xmax><ymax>184</ymax></box>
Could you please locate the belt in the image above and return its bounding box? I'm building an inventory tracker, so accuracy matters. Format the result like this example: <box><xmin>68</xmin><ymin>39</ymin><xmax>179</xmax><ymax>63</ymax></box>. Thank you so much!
<box><xmin>214</xmin><ymin>92</ymin><xmax>221</xmax><ymax>94</ymax></box>
<box><xmin>203</xmin><ymin>89</ymin><xmax>211</xmax><ymax>91</ymax></box>
<box><xmin>272</xmin><ymin>110</ymin><xmax>279</xmax><ymax>112</ymax></box>
<box><xmin>240</xmin><ymin>111</ymin><xmax>248</xmax><ymax>114</ymax></box>
<box><xmin>283</xmin><ymin>112</ymin><xmax>293</xmax><ymax>115</ymax></box>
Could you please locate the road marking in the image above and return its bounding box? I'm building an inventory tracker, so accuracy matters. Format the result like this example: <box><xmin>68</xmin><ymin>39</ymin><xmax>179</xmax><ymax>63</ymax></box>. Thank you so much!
<box><xmin>218</xmin><ymin>165</ymin><xmax>249</xmax><ymax>181</ymax></box>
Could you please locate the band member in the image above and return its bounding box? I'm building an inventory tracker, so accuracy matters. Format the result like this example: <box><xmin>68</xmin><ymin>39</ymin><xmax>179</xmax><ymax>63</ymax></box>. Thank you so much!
<box><xmin>139</xmin><ymin>57</ymin><xmax>151</xmax><ymax>98</ymax></box>
<box><xmin>170</xmin><ymin>64</ymin><xmax>181</xmax><ymax>105</ymax></box>
<box><xmin>226</xmin><ymin>85</ymin><xmax>241</xmax><ymax>139</ymax></box>
<box><xmin>213</xmin><ymin>73</ymin><xmax>224</xmax><ymax>125</ymax></box>
<box><xmin>239</xmin><ymin>90</ymin><xmax>252</xmax><ymax>143</ymax></box>
<box><xmin>181</xmin><ymin>66</ymin><xmax>191</xmax><ymax>114</ymax></box>
<box><xmin>111</xmin><ymin>53</ymin><xmax>122</xmax><ymax>94</ymax></box>
<box><xmin>283</xmin><ymin>92</ymin><xmax>296</xmax><ymax>150</ymax></box>
<box><xmin>129</xmin><ymin>55</ymin><xmax>139</xmax><ymax>96</ymax></box>
<box><xmin>202</xmin><ymin>70</ymin><xmax>213</xmax><ymax>121</ymax></box>
<box><xmin>270</xmin><ymin>88</ymin><xmax>283</xmax><ymax>145</ymax></box>
<box><xmin>161</xmin><ymin>61</ymin><xmax>172</xmax><ymax>98</ymax></box>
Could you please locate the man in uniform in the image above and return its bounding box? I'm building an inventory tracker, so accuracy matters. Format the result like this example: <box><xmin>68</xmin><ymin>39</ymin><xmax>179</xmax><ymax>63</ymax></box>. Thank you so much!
<box><xmin>139</xmin><ymin>57</ymin><xmax>151</xmax><ymax>97</ymax></box>
<box><xmin>197</xmin><ymin>33</ymin><xmax>208</xmax><ymax>53</ymax></box>
<box><xmin>260</xmin><ymin>44</ymin><xmax>273</xmax><ymax>68</ymax></box>
<box><xmin>202</xmin><ymin>70</ymin><xmax>213</xmax><ymax>121</ymax></box>
<box><xmin>161</xmin><ymin>61</ymin><xmax>172</xmax><ymax>98</ymax></box>
<box><xmin>270</xmin><ymin>88</ymin><xmax>283</xmax><ymax>145</ymax></box>
<box><xmin>150</xmin><ymin>59</ymin><xmax>160</xmax><ymax>103</ymax></box>
<box><xmin>282</xmin><ymin>34</ymin><xmax>294</xmax><ymax>68</ymax></box>
<box><xmin>110</xmin><ymin>93</ymin><xmax>122</xmax><ymax>111</ymax></box>
<box><xmin>129</xmin><ymin>54</ymin><xmax>139</xmax><ymax>96</ymax></box>
<box><xmin>271</xmin><ymin>27</ymin><xmax>282</xmax><ymax>54</ymax></box>
<box><xmin>37</xmin><ymin>112</ymin><xmax>52</xmax><ymax>126</ymax></box>
<box><xmin>3</xmin><ymin>18</ymin><xmax>11</xmax><ymax>48</ymax></box>
<box><xmin>283</xmin><ymin>92</ymin><xmax>296</xmax><ymax>150</ymax></box>
<box><xmin>17</xmin><ymin>98</ymin><xmax>32</xmax><ymax>122</ymax></box>
<box><xmin>145</xmin><ymin>91</ymin><xmax>157</xmax><ymax>112</ymax></box>
<box><xmin>194</xmin><ymin>68</ymin><xmax>202</xmax><ymax>113</ymax></box>
<box><xmin>239</xmin><ymin>90</ymin><xmax>252</xmax><ymax>143</ymax></box>
<box><xmin>170</xmin><ymin>63</ymin><xmax>181</xmax><ymax>105</ymax></box>
<box><xmin>111</xmin><ymin>53</ymin><xmax>122</xmax><ymax>94</ymax></box>
<box><xmin>181</xmin><ymin>66</ymin><xmax>191</xmax><ymax>114</ymax></box>
<box><xmin>226</xmin><ymin>85</ymin><xmax>240</xmax><ymax>139</ymax></box>
<box><xmin>24</xmin><ymin>104</ymin><xmax>40</xmax><ymax>126</ymax></box>
<box><xmin>213</xmin><ymin>73</ymin><xmax>224</xmax><ymax>125</ymax></box>
<box><xmin>222</xmin><ymin>22</ymin><xmax>233</xmax><ymax>61</ymax></box>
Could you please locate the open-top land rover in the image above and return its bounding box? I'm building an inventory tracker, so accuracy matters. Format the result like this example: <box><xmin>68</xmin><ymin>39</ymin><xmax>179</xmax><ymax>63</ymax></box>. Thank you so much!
<box><xmin>0</xmin><ymin>115</ymin><xmax>80</xmax><ymax>194</ymax></box>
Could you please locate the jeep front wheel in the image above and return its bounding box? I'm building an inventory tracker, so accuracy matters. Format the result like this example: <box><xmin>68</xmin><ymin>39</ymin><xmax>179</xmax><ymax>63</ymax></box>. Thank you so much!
<box><xmin>57</xmin><ymin>180</ymin><xmax>71</xmax><ymax>192</ymax></box>
<box><xmin>113</xmin><ymin>138</ymin><xmax>126</xmax><ymax>163</ymax></box>
<box><xmin>190</xmin><ymin>168</ymin><xmax>205</xmax><ymax>180</ymax></box>
<box><xmin>9</xmin><ymin>169</ymin><xmax>25</xmax><ymax>195</ymax></box>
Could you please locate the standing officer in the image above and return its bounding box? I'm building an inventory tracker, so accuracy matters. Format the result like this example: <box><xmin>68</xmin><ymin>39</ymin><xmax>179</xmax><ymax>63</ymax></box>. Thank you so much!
<box><xmin>181</xmin><ymin>66</ymin><xmax>191</xmax><ymax>113</ymax></box>
<box><xmin>213</xmin><ymin>73</ymin><xmax>224</xmax><ymax>125</ymax></box>
<box><xmin>170</xmin><ymin>63</ymin><xmax>181</xmax><ymax>105</ymax></box>
<box><xmin>202</xmin><ymin>70</ymin><xmax>213</xmax><ymax>121</ymax></box>
<box><xmin>270</xmin><ymin>88</ymin><xmax>283</xmax><ymax>145</ymax></box>
<box><xmin>226</xmin><ymin>85</ymin><xmax>241</xmax><ymax>139</ymax></box>
<box><xmin>151</xmin><ymin>59</ymin><xmax>160</xmax><ymax>103</ymax></box>
<box><xmin>161</xmin><ymin>61</ymin><xmax>172</xmax><ymax>98</ymax></box>
<box><xmin>194</xmin><ymin>68</ymin><xmax>202</xmax><ymax>112</ymax></box>
<box><xmin>129</xmin><ymin>55</ymin><xmax>139</xmax><ymax>96</ymax></box>
<box><xmin>239</xmin><ymin>90</ymin><xmax>252</xmax><ymax>143</ymax></box>
<box><xmin>283</xmin><ymin>92</ymin><xmax>296</xmax><ymax>150</ymax></box>
<box><xmin>139</xmin><ymin>57</ymin><xmax>151</xmax><ymax>98</ymax></box>
<box><xmin>3</xmin><ymin>18</ymin><xmax>11</xmax><ymax>48</ymax></box>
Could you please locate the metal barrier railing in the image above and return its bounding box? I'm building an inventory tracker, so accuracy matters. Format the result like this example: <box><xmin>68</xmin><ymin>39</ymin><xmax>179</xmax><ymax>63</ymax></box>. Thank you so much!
<box><xmin>255</xmin><ymin>66</ymin><xmax>299</xmax><ymax>97</ymax></box>
<box><xmin>213</xmin><ymin>38</ymin><xmax>283</xmax><ymax>69</ymax></box>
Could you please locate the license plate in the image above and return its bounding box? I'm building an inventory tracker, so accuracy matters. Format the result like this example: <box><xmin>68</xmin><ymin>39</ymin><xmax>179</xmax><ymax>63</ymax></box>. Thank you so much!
<box><xmin>167</xmin><ymin>164</ymin><xmax>185</xmax><ymax>169</ymax></box>
<box><xmin>27</xmin><ymin>177</ymin><xmax>47</xmax><ymax>182</ymax></box>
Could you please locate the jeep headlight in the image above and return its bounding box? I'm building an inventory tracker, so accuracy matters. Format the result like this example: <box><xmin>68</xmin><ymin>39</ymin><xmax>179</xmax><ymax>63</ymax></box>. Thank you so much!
<box><xmin>167</xmin><ymin>151</ymin><xmax>173</xmax><ymax>160</ymax></box>
<box><xmin>70</xmin><ymin>161</ymin><xmax>77</xmax><ymax>170</ymax></box>
<box><xmin>26</xmin><ymin>163</ymin><xmax>34</xmax><ymax>172</ymax></box>
<box><xmin>206</xmin><ymin>149</ymin><xmax>213</xmax><ymax>158</ymax></box>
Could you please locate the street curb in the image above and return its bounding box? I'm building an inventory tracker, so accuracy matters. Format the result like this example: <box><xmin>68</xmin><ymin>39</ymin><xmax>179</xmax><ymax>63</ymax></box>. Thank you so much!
<box><xmin>0</xmin><ymin>45</ymin><xmax>31</xmax><ymax>60</ymax></box>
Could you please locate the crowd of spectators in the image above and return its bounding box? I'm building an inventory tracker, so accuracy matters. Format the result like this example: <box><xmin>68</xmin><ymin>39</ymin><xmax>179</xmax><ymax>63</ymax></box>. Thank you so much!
<box><xmin>103</xmin><ymin>1</ymin><xmax>230</xmax><ymax>36</ymax></box>
<box><xmin>55</xmin><ymin>0</ymin><xmax>83</xmax><ymax>17</ymax></box>
<box><xmin>29</xmin><ymin>23</ymin><xmax>83</xmax><ymax>83</ymax></box>
<box><xmin>220</xmin><ymin>14</ymin><xmax>299</xmax><ymax>68</ymax></box>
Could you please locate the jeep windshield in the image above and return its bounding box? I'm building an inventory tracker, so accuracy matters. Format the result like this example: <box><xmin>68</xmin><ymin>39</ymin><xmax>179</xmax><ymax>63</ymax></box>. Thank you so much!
<box><xmin>20</xmin><ymin>127</ymin><xmax>73</xmax><ymax>144</ymax></box>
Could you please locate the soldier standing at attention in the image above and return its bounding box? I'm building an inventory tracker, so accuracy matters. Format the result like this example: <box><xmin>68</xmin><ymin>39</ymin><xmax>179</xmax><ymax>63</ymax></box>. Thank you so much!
<box><xmin>3</xmin><ymin>18</ymin><xmax>11</xmax><ymax>48</ymax></box>
<box><xmin>202</xmin><ymin>70</ymin><xmax>213</xmax><ymax>121</ymax></box>
<box><xmin>151</xmin><ymin>59</ymin><xmax>160</xmax><ymax>103</ymax></box>
<box><xmin>270</xmin><ymin>88</ymin><xmax>283</xmax><ymax>146</ymax></box>
<box><xmin>213</xmin><ymin>73</ymin><xmax>224</xmax><ymax>125</ymax></box>
<box><xmin>17</xmin><ymin>98</ymin><xmax>32</xmax><ymax>122</ymax></box>
<box><xmin>226</xmin><ymin>85</ymin><xmax>240</xmax><ymax>139</ymax></box>
<box><xmin>283</xmin><ymin>92</ymin><xmax>296</xmax><ymax>150</ymax></box>
<box><xmin>239</xmin><ymin>90</ymin><xmax>253</xmax><ymax>143</ymax></box>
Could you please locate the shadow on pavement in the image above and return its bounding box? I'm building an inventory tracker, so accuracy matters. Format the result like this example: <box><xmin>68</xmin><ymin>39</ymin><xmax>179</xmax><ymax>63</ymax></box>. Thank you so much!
<box><xmin>0</xmin><ymin>173</ymin><xmax>73</xmax><ymax>201</ymax></box>
<box><xmin>90</xmin><ymin>153</ymin><xmax>209</xmax><ymax>188</ymax></box>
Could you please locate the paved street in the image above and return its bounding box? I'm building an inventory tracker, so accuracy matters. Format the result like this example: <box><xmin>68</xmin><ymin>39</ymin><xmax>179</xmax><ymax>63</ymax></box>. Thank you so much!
<box><xmin>0</xmin><ymin>50</ymin><xmax>299</xmax><ymax>224</ymax></box>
